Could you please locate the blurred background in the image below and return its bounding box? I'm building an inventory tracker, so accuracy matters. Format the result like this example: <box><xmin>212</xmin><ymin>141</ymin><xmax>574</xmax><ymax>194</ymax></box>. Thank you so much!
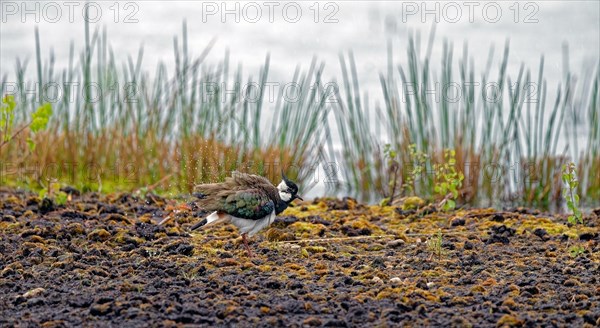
<box><xmin>1</xmin><ymin>1</ymin><xmax>599</xmax><ymax>208</ymax></box>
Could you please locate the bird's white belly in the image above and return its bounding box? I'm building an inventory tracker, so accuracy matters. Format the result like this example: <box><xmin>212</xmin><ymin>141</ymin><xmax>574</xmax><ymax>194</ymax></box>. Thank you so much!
<box><xmin>230</xmin><ymin>210</ymin><xmax>276</xmax><ymax>236</ymax></box>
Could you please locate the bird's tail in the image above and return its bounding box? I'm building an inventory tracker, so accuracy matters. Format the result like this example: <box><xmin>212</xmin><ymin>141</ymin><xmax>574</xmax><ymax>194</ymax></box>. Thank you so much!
<box><xmin>190</xmin><ymin>211</ymin><xmax>228</xmax><ymax>230</ymax></box>
<box><xmin>190</xmin><ymin>218</ymin><xmax>208</xmax><ymax>230</ymax></box>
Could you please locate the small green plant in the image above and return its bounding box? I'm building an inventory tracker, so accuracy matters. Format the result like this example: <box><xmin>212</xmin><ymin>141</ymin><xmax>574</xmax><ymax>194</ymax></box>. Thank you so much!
<box><xmin>0</xmin><ymin>95</ymin><xmax>53</xmax><ymax>151</ymax></box>
<box><xmin>146</xmin><ymin>249</ymin><xmax>162</xmax><ymax>258</ymax></box>
<box><xmin>562</xmin><ymin>162</ymin><xmax>583</xmax><ymax>225</ymax></box>
<box><xmin>434</xmin><ymin>149</ymin><xmax>464</xmax><ymax>211</ymax></box>
<box><xmin>1</xmin><ymin>95</ymin><xmax>16</xmax><ymax>142</ymax></box>
<box><xmin>402</xmin><ymin>144</ymin><xmax>428</xmax><ymax>196</ymax></box>
<box><xmin>381</xmin><ymin>144</ymin><xmax>430</xmax><ymax>206</ymax></box>
<box><xmin>180</xmin><ymin>268</ymin><xmax>202</xmax><ymax>281</ymax></box>
<box><xmin>382</xmin><ymin>144</ymin><xmax>400</xmax><ymax>205</ymax></box>
<box><xmin>569</xmin><ymin>245</ymin><xmax>585</xmax><ymax>258</ymax></box>
<box><xmin>28</xmin><ymin>102</ymin><xmax>53</xmax><ymax>151</ymax></box>
<box><xmin>427</xmin><ymin>230</ymin><xmax>446</xmax><ymax>260</ymax></box>
<box><xmin>39</xmin><ymin>179</ymin><xmax>68</xmax><ymax>205</ymax></box>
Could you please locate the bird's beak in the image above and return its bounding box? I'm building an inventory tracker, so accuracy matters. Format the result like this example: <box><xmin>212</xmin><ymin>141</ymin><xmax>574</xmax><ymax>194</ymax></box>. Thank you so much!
<box><xmin>294</xmin><ymin>195</ymin><xmax>304</xmax><ymax>201</ymax></box>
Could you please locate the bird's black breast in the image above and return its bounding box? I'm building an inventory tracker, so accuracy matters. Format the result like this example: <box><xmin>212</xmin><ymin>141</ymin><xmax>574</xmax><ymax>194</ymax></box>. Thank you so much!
<box><xmin>274</xmin><ymin>201</ymin><xmax>288</xmax><ymax>215</ymax></box>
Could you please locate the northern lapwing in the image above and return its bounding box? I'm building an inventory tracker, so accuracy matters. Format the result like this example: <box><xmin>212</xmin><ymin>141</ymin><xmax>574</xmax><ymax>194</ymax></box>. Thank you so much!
<box><xmin>190</xmin><ymin>170</ymin><xmax>303</xmax><ymax>256</ymax></box>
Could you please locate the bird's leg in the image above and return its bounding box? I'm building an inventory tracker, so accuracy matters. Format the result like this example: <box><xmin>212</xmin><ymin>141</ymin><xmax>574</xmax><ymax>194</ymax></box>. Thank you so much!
<box><xmin>242</xmin><ymin>233</ymin><xmax>253</xmax><ymax>257</ymax></box>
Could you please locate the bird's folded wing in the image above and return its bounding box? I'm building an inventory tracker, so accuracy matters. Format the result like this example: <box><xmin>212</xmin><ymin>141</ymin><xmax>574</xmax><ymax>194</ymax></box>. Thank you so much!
<box><xmin>223</xmin><ymin>189</ymin><xmax>275</xmax><ymax>221</ymax></box>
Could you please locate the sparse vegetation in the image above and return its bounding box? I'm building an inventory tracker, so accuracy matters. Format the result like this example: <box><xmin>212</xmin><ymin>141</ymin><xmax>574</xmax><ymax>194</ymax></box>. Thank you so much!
<box><xmin>402</xmin><ymin>144</ymin><xmax>429</xmax><ymax>197</ymax></box>
<box><xmin>38</xmin><ymin>179</ymin><xmax>68</xmax><ymax>206</ymax></box>
<box><xmin>0</xmin><ymin>95</ymin><xmax>52</xmax><ymax>152</ymax></box>
<box><xmin>569</xmin><ymin>245</ymin><xmax>585</xmax><ymax>258</ymax></box>
<box><xmin>562</xmin><ymin>162</ymin><xmax>583</xmax><ymax>225</ymax></box>
<box><xmin>434</xmin><ymin>150</ymin><xmax>464</xmax><ymax>211</ymax></box>
<box><xmin>0</xmin><ymin>95</ymin><xmax>16</xmax><ymax>143</ymax></box>
<box><xmin>180</xmin><ymin>267</ymin><xmax>203</xmax><ymax>281</ymax></box>
<box><xmin>427</xmin><ymin>230</ymin><xmax>446</xmax><ymax>260</ymax></box>
<box><xmin>381</xmin><ymin>144</ymin><xmax>400</xmax><ymax>206</ymax></box>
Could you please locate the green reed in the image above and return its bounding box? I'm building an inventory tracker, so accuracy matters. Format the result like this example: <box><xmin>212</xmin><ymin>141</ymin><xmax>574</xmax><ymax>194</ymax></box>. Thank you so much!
<box><xmin>0</xmin><ymin>20</ymin><xmax>331</xmax><ymax>193</ymax></box>
<box><xmin>1</xmin><ymin>21</ymin><xmax>598</xmax><ymax>208</ymax></box>
<box><xmin>333</xmin><ymin>28</ymin><xmax>599</xmax><ymax>207</ymax></box>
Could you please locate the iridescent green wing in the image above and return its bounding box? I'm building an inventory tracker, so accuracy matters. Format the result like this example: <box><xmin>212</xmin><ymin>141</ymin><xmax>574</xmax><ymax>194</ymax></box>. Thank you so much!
<box><xmin>222</xmin><ymin>189</ymin><xmax>275</xmax><ymax>220</ymax></box>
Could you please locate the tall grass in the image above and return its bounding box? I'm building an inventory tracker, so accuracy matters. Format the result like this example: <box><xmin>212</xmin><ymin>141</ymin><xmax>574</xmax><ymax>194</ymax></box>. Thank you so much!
<box><xmin>1</xmin><ymin>22</ymin><xmax>598</xmax><ymax>208</ymax></box>
<box><xmin>333</xmin><ymin>28</ymin><xmax>599</xmax><ymax>208</ymax></box>
<box><xmin>0</xmin><ymin>20</ymin><xmax>331</xmax><ymax>193</ymax></box>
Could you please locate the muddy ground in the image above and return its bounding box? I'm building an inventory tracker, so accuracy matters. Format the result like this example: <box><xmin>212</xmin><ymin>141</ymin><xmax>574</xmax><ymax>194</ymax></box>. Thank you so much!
<box><xmin>0</xmin><ymin>188</ymin><xmax>599</xmax><ymax>327</ymax></box>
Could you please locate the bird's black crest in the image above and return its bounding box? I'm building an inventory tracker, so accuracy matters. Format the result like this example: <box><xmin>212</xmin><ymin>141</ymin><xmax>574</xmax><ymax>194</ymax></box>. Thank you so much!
<box><xmin>281</xmin><ymin>170</ymin><xmax>299</xmax><ymax>193</ymax></box>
